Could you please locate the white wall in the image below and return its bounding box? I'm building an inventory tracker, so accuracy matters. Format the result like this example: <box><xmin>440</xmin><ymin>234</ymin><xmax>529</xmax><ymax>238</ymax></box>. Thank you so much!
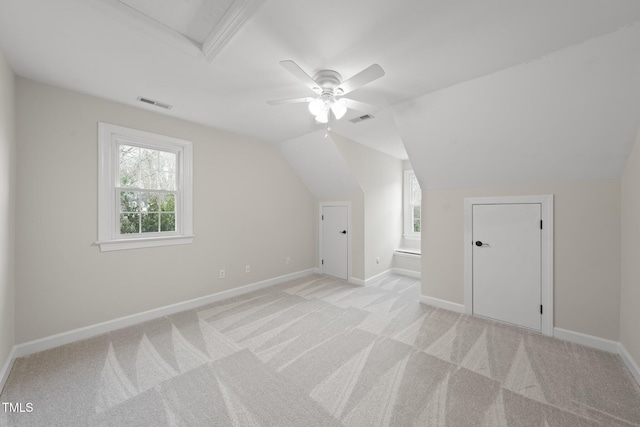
<box><xmin>0</xmin><ymin>49</ymin><xmax>16</xmax><ymax>379</ymax></box>
<box><xmin>621</xmin><ymin>128</ymin><xmax>640</xmax><ymax>368</ymax></box>
<box><xmin>15</xmin><ymin>78</ymin><xmax>315</xmax><ymax>343</ymax></box>
<box><xmin>422</xmin><ymin>180</ymin><xmax>621</xmax><ymax>341</ymax></box>
<box><xmin>332</xmin><ymin>134</ymin><xmax>403</xmax><ymax>279</ymax></box>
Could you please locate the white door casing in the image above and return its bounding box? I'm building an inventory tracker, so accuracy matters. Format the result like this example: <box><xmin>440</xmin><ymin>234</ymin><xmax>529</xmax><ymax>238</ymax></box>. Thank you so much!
<box><xmin>320</xmin><ymin>203</ymin><xmax>350</xmax><ymax>281</ymax></box>
<box><xmin>464</xmin><ymin>195</ymin><xmax>554</xmax><ymax>336</ymax></box>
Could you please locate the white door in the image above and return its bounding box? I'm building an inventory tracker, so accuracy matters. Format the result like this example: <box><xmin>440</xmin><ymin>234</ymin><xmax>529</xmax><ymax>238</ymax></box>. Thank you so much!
<box><xmin>322</xmin><ymin>205</ymin><xmax>348</xmax><ymax>280</ymax></box>
<box><xmin>472</xmin><ymin>203</ymin><xmax>542</xmax><ymax>331</ymax></box>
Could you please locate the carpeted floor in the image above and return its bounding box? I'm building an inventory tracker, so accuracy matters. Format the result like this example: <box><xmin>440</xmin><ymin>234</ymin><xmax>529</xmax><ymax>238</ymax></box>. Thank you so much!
<box><xmin>1</xmin><ymin>273</ymin><xmax>639</xmax><ymax>426</ymax></box>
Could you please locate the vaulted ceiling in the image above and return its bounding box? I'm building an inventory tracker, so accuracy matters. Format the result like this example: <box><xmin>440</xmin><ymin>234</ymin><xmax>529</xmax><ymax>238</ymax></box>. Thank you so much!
<box><xmin>1</xmin><ymin>0</ymin><xmax>640</xmax><ymax>188</ymax></box>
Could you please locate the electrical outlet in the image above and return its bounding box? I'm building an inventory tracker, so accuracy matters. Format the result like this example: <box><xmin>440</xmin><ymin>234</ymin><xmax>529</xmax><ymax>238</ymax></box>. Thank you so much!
<box><xmin>219</xmin><ymin>269</ymin><xmax>225</xmax><ymax>279</ymax></box>
<box><xmin>286</xmin><ymin>256</ymin><xmax>291</xmax><ymax>265</ymax></box>
<box><xmin>245</xmin><ymin>265</ymin><xmax>250</xmax><ymax>273</ymax></box>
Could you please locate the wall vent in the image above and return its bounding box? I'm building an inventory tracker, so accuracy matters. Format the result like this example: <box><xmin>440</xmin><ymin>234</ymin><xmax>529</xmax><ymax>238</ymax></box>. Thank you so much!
<box><xmin>137</xmin><ymin>97</ymin><xmax>173</xmax><ymax>110</ymax></box>
<box><xmin>349</xmin><ymin>114</ymin><xmax>374</xmax><ymax>124</ymax></box>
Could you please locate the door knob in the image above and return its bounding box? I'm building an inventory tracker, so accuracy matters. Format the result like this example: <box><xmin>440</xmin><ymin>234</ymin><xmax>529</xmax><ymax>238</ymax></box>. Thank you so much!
<box><xmin>340</xmin><ymin>230</ymin><xmax>347</xmax><ymax>234</ymax></box>
<box><xmin>475</xmin><ymin>241</ymin><xmax>489</xmax><ymax>247</ymax></box>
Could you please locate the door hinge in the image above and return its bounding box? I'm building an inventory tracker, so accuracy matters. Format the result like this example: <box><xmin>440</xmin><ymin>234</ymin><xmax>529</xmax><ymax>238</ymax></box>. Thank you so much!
<box><xmin>321</xmin><ymin>259</ymin><xmax>324</xmax><ymax>265</ymax></box>
<box><xmin>322</xmin><ymin>215</ymin><xmax>324</xmax><ymax>220</ymax></box>
<box><xmin>540</xmin><ymin>304</ymin><xmax>543</xmax><ymax>314</ymax></box>
<box><xmin>540</xmin><ymin>220</ymin><xmax>543</xmax><ymax>229</ymax></box>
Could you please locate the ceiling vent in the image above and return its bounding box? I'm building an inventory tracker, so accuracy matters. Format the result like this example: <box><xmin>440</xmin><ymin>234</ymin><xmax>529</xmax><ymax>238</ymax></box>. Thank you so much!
<box><xmin>349</xmin><ymin>114</ymin><xmax>374</xmax><ymax>124</ymax></box>
<box><xmin>137</xmin><ymin>96</ymin><xmax>172</xmax><ymax>110</ymax></box>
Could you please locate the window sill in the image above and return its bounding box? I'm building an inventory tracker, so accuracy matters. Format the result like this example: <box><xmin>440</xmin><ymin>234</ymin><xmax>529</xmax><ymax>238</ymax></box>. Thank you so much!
<box><xmin>394</xmin><ymin>248</ymin><xmax>421</xmax><ymax>259</ymax></box>
<box><xmin>95</xmin><ymin>235</ymin><xmax>194</xmax><ymax>252</ymax></box>
<box><xmin>403</xmin><ymin>234</ymin><xmax>421</xmax><ymax>241</ymax></box>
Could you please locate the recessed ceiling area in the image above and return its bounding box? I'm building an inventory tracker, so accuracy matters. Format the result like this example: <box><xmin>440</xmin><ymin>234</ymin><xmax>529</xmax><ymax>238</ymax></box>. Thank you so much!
<box><xmin>119</xmin><ymin>0</ymin><xmax>234</xmax><ymax>44</ymax></box>
<box><xmin>104</xmin><ymin>0</ymin><xmax>264</xmax><ymax>60</ymax></box>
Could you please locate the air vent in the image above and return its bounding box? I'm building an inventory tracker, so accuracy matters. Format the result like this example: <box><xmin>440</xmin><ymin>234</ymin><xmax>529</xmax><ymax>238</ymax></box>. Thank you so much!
<box><xmin>349</xmin><ymin>114</ymin><xmax>374</xmax><ymax>124</ymax></box>
<box><xmin>137</xmin><ymin>97</ymin><xmax>173</xmax><ymax>110</ymax></box>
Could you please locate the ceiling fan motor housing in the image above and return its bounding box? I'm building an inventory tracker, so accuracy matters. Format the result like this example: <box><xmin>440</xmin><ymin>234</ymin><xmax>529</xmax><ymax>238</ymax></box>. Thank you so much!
<box><xmin>313</xmin><ymin>70</ymin><xmax>342</xmax><ymax>95</ymax></box>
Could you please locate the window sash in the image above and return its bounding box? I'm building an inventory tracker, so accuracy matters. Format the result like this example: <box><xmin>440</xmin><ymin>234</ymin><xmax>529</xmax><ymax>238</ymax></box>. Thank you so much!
<box><xmin>404</xmin><ymin>170</ymin><xmax>422</xmax><ymax>237</ymax></box>
<box><xmin>97</xmin><ymin>122</ymin><xmax>193</xmax><ymax>252</ymax></box>
<box><xmin>115</xmin><ymin>188</ymin><xmax>179</xmax><ymax>238</ymax></box>
<box><xmin>117</xmin><ymin>143</ymin><xmax>179</xmax><ymax>191</ymax></box>
<box><xmin>114</xmin><ymin>141</ymin><xmax>182</xmax><ymax>238</ymax></box>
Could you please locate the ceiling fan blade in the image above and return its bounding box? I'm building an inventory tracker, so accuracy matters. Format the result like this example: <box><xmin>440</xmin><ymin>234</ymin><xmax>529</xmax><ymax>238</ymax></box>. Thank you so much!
<box><xmin>266</xmin><ymin>97</ymin><xmax>314</xmax><ymax>105</ymax></box>
<box><xmin>279</xmin><ymin>60</ymin><xmax>322</xmax><ymax>94</ymax></box>
<box><xmin>337</xmin><ymin>64</ymin><xmax>385</xmax><ymax>95</ymax></box>
<box><xmin>341</xmin><ymin>98</ymin><xmax>379</xmax><ymax>115</ymax></box>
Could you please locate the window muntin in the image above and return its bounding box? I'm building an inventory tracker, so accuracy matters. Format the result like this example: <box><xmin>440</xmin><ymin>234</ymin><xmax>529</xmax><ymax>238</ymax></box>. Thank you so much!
<box><xmin>97</xmin><ymin>123</ymin><xmax>193</xmax><ymax>252</ymax></box>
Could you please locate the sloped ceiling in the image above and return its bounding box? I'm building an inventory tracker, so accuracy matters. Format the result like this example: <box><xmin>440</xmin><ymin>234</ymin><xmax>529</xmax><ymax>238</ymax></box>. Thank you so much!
<box><xmin>393</xmin><ymin>23</ymin><xmax>640</xmax><ymax>189</ymax></box>
<box><xmin>277</xmin><ymin>131</ymin><xmax>362</xmax><ymax>199</ymax></box>
<box><xmin>1</xmin><ymin>0</ymin><xmax>640</xmax><ymax>188</ymax></box>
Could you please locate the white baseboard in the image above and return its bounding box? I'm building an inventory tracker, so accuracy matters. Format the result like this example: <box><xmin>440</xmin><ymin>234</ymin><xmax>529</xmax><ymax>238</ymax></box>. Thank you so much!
<box><xmin>14</xmin><ymin>269</ymin><xmax>317</xmax><ymax>359</ymax></box>
<box><xmin>392</xmin><ymin>268</ymin><xmax>421</xmax><ymax>279</ymax></box>
<box><xmin>349</xmin><ymin>268</ymin><xmax>420</xmax><ymax>286</ymax></box>
<box><xmin>553</xmin><ymin>327</ymin><xmax>620</xmax><ymax>354</ymax></box>
<box><xmin>364</xmin><ymin>269</ymin><xmax>393</xmax><ymax>285</ymax></box>
<box><xmin>619</xmin><ymin>343</ymin><xmax>640</xmax><ymax>385</ymax></box>
<box><xmin>350</xmin><ymin>268</ymin><xmax>420</xmax><ymax>287</ymax></box>
<box><xmin>554</xmin><ymin>327</ymin><xmax>640</xmax><ymax>386</ymax></box>
<box><xmin>420</xmin><ymin>295</ymin><xmax>465</xmax><ymax>313</ymax></box>
<box><xmin>0</xmin><ymin>346</ymin><xmax>17</xmax><ymax>394</ymax></box>
<box><xmin>349</xmin><ymin>277</ymin><xmax>365</xmax><ymax>286</ymax></box>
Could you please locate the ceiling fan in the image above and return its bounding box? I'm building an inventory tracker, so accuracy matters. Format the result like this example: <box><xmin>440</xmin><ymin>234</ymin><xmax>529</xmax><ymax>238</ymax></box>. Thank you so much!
<box><xmin>267</xmin><ymin>60</ymin><xmax>385</xmax><ymax>126</ymax></box>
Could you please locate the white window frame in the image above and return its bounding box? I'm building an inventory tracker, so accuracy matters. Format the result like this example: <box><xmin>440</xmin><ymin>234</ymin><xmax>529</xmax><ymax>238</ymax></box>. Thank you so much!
<box><xmin>96</xmin><ymin>123</ymin><xmax>193</xmax><ymax>252</ymax></box>
<box><xmin>404</xmin><ymin>170</ymin><xmax>422</xmax><ymax>240</ymax></box>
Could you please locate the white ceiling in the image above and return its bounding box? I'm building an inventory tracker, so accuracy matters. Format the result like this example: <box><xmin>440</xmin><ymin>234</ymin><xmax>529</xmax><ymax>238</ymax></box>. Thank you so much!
<box><xmin>1</xmin><ymin>0</ymin><xmax>640</xmax><ymax>176</ymax></box>
<box><xmin>277</xmin><ymin>131</ymin><xmax>362</xmax><ymax>199</ymax></box>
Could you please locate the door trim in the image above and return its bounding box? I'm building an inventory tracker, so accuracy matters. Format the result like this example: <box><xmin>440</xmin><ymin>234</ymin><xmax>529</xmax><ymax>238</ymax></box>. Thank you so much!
<box><xmin>319</xmin><ymin>202</ymin><xmax>351</xmax><ymax>282</ymax></box>
<box><xmin>463</xmin><ymin>195</ymin><xmax>554</xmax><ymax>336</ymax></box>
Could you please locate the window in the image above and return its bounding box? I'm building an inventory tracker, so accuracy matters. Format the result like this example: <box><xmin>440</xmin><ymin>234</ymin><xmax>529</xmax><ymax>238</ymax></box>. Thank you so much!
<box><xmin>404</xmin><ymin>170</ymin><xmax>422</xmax><ymax>238</ymax></box>
<box><xmin>96</xmin><ymin>123</ymin><xmax>193</xmax><ymax>251</ymax></box>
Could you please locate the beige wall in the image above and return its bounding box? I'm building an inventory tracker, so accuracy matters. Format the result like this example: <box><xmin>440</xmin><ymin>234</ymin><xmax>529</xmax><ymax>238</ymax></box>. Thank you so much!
<box><xmin>15</xmin><ymin>78</ymin><xmax>315</xmax><ymax>343</ymax></box>
<box><xmin>621</xmin><ymin>129</ymin><xmax>640</xmax><ymax>367</ymax></box>
<box><xmin>0</xmin><ymin>50</ymin><xmax>16</xmax><ymax>374</ymax></box>
<box><xmin>332</xmin><ymin>134</ymin><xmax>403</xmax><ymax>279</ymax></box>
<box><xmin>422</xmin><ymin>179</ymin><xmax>621</xmax><ymax>340</ymax></box>
<box><xmin>393</xmin><ymin>253</ymin><xmax>420</xmax><ymax>273</ymax></box>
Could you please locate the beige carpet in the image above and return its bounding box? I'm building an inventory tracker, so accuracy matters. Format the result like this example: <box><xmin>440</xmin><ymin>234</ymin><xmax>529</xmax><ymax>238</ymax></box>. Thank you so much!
<box><xmin>1</xmin><ymin>274</ymin><xmax>639</xmax><ymax>426</ymax></box>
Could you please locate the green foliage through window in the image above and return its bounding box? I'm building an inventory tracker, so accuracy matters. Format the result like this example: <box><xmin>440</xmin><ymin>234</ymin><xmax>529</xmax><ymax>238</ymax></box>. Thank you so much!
<box><xmin>118</xmin><ymin>144</ymin><xmax>177</xmax><ymax>235</ymax></box>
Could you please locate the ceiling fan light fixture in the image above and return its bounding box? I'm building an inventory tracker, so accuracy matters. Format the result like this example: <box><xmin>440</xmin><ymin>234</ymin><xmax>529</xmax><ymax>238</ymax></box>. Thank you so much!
<box><xmin>308</xmin><ymin>98</ymin><xmax>324</xmax><ymax>116</ymax></box>
<box><xmin>269</xmin><ymin>60</ymin><xmax>385</xmax><ymax>127</ymax></box>
<box><xmin>330</xmin><ymin>99</ymin><xmax>347</xmax><ymax>120</ymax></box>
<box><xmin>315</xmin><ymin>109</ymin><xmax>329</xmax><ymax>123</ymax></box>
